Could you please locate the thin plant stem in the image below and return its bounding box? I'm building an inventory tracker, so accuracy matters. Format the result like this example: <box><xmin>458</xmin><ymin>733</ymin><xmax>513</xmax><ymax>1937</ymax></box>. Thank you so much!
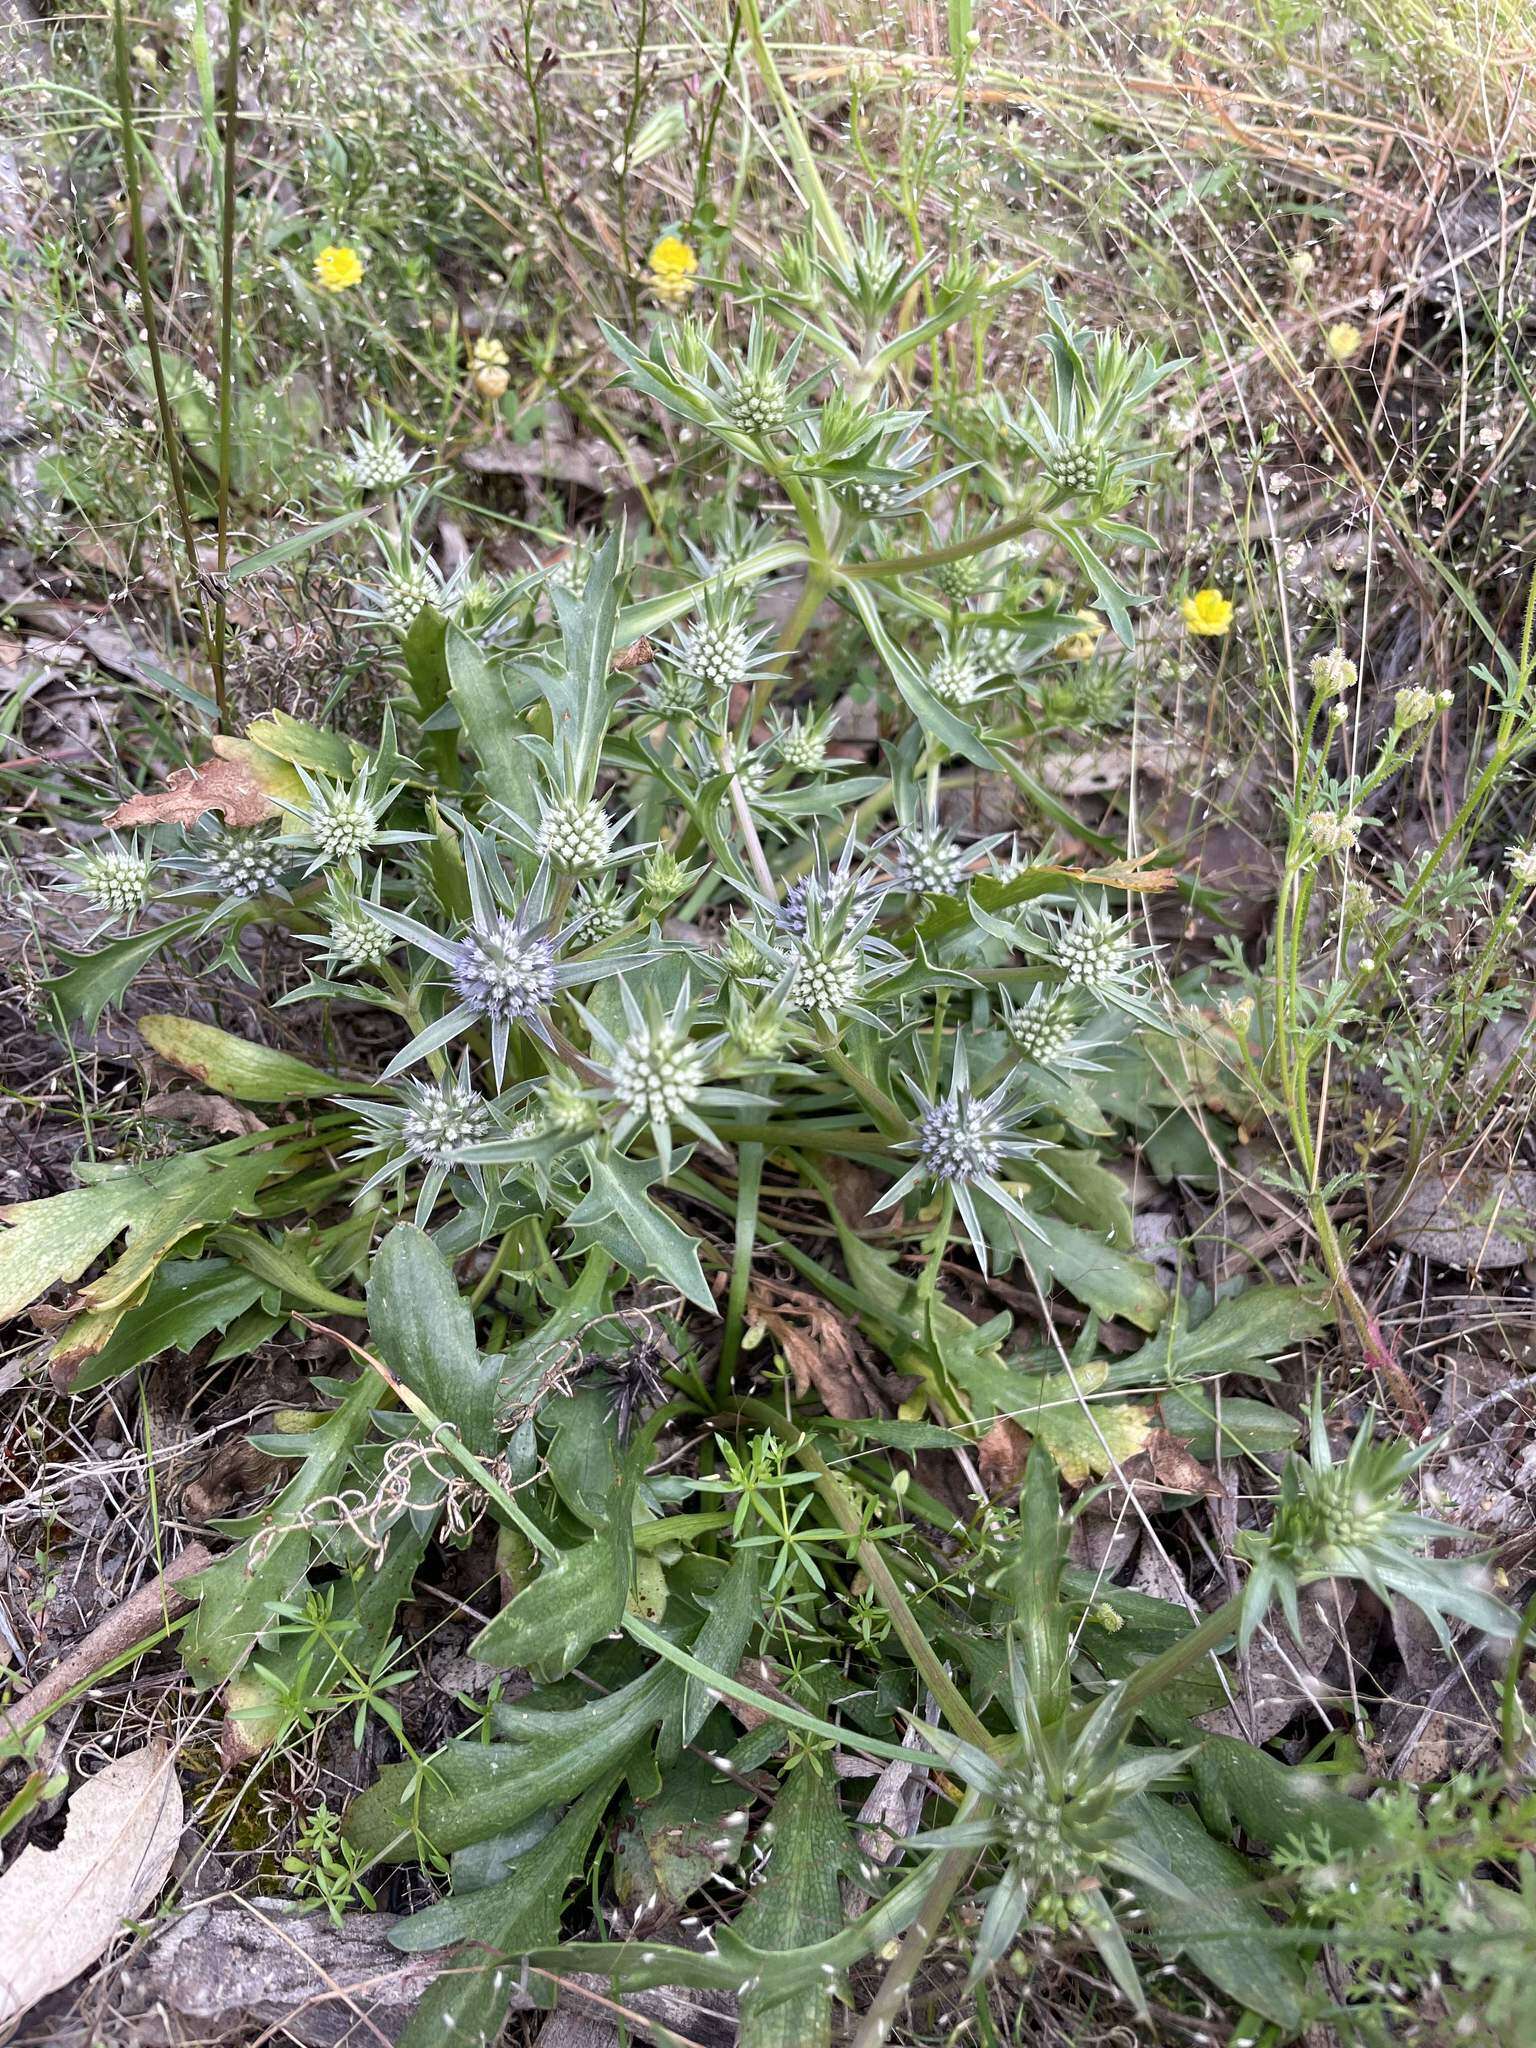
<box><xmin>211</xmin><ymin>0</ymin><xmax>243</xmax><ymax>732</ymax></box>
<box><xmin>110</xmin><ymin>0</ymin><xmax>218</xmax><ymax>704</ymax></box>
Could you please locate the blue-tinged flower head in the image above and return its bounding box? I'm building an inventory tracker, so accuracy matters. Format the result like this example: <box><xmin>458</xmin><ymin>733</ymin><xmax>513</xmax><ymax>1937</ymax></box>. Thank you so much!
<box><xmin>365</xmin><ymin>826</ymin><xmax>650</xmax><ymax>1085</ymax></box>
<box><xmin>168</xmin><ymin>819</ymin><xmax>296</xmax><ymax>905</ymax></box>
<box><xmin>344</xmin><ymin>1054</ymin><xmax>530</xmax><ymax>1224</ymax></box>
<box><xmin>873</xmin><ymin>1035</ymin><xmax>1050</xmax><ymax>1271</ymax></box>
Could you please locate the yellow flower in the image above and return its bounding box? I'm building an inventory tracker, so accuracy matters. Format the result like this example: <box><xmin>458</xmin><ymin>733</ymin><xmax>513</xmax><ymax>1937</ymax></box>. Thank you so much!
<box><xmin>473</xmin><ymin>363</ymin><xmax>510</xmax><ymax>402</ymax></box>
<box><xmin>647</xmin><ymin>234</ymin><xmax>699</xmax><ymax>308</ymax></box>
<box><xmin>313</xmin><ymin>244</ymin><xmax>365</xmax><ymax>294</ymax></box>
<box><xmin>1057</xmin><ymin>610</ymin><xmax>1105</xmax><ymax>662</ymax></box>
<box><xmin>1325</xmin><ymin>321</ymin><xmax>1362</xmax><ymax>363</ymax></box>
<box><xmin>1180</xmin><ymin>587</ymin><xmax>1233</xmax><ymax>637</ymax></box>
<box><xmin>472</xmin><ymin>335</ymin><xmax>509</xmax><ymax>369</ymax></box>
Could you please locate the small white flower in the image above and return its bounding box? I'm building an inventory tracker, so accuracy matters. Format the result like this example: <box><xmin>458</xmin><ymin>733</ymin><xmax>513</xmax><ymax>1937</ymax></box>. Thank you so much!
<box><xmin>1305</xmin><ymin>809</ymin><xmax>1363</xmax><ymax>858</ymax></box>
<box><xmin>1309</xmin><ymin>647</ymin><xmax>1357</xmax><ymax>697</ymax></box>
<box><xmin>1507</xmin><ymin>844</ymin><xmax>1536</xmax><ymax>888</ymax></box>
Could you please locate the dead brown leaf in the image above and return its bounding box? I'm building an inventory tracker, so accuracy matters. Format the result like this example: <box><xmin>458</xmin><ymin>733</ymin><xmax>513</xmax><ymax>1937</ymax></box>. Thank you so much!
<box><xmin>0</xmin><ymin>1744</ymin><xmax>182</xmax><ymax>2024</ymax></box>
<box><xmin>745</xmin><ymin>1280</ymin><xmax>887</xmax><ymax>1419</ymax></box>
<box><xmin>143</xmin><ymin>1091</ymin><xmax>266</xmax><ymax>1138</ymax></box>
<box><xmin>978</xmin><ymin>1416</ymin><xmax>1030</xmax><ymax>1494</ymax></box>
<box><xmin>1141</xmin><ymin>1427</ymin><xmax>1223</xmax><ymax>1497</ymax></box>
<box><xmin>105</xmin><ymin>744</ymin><xmax>277</xmax><ymax>830</ymax></box>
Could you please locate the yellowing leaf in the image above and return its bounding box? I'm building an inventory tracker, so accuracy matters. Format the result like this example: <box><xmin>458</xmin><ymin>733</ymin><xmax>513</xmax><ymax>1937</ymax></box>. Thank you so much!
<box><xmin>1020</xmin><ymin>1361</ymin><xmax>1152</xmax><ymax>1486</ymax></box>
<box><xmin>138</xmin><ymin>1013</ymin><xmax>357</xmax><ymax>1102</ymax></box>
<box><xmin>0</xmin><ymin>1743</ymin><xmax>182</xmax><ymax>2024</ymax></box>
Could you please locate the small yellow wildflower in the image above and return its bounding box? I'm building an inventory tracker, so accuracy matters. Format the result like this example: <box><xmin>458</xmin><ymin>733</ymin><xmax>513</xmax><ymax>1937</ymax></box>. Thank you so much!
<box><xmin>647</xmin><ymin>234</ymin><xmax>699</xmax><ymax>308</ymax></box>
<box><xmin>1325</xmin><ymin>321</ymin><xmax>1362</xmax><ymax>363</ymax></box>
<box><xmin>1180</xmin><ymin>587</ymin><xmax>1234</xmax><ymax>637</ymax></box>
<box><xmin>1058</xmin><ymin>610</ymin><xmax>1105</xmax><ymax>662</ymax></box>
<box><xmin>473</xmin><ymin>363</ymin><xmax>510</xmax><ymax>402</ymax></box>
<box><xmin>472</xmin><ymin>336</ymin><xmax>509</xmax><ymax>370</ymax></box>
<box><xmin>313</xmin><ymin>244</ymin><xmax>365</xmax><ymax>294</ymax></box>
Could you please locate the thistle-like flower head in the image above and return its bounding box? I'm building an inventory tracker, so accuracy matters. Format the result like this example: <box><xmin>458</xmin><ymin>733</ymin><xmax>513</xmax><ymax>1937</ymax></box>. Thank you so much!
<box><xmin>345</xmin><ymin>1055</ymin><xmax>516</xmax><ymax>1223</ymax></box>
<box><xmin>279</xmin><ymin>714</ymin><xmax>421</xmax><ymax>877</ymax></box>
<box><xmin>1237</xmin><ymin>1387</ymin><xmax>1517</xmax><ymax>1650</ymax></box>
<box><xmin>536</xmin><ymin>793</ymin><xmax>616</xmax><ymax>876</ymax></box>
<box><xmin>364</xmin><ymin>829</ymin><xmax>644</xmax><ymax>1084</ymax></box>
<box><xmin>579</xmin><ymin>976</ymin><xmax>765</xmax><ymax>1173</ymax></box>
<box><xmin>340</xmin><ymin>408</ymin><xmax>415</xmax><ymax>496</ymax></box>
<box><xmin>873</xmin><ymin>1035</ymin><xmax>1048</xmax><ymax>1271</ymax></box>
<box><xmin>301</xmin><ymin>867</ymin><xmax>395</xmax><ymax>978</ymax></box>
<box><xmin>662</xmin><ymin>590</ymin><xmax>773</xmax><ymax>702</ymax></box>
<box><xmin>65</xmin><ymin>833</ymin><xmax>156</xmax><ymax>925</ymax></box>
<box><xmin>172</xmin><ymin>821</ymin><xmax>294</xmax><ymax>903</ymax></box>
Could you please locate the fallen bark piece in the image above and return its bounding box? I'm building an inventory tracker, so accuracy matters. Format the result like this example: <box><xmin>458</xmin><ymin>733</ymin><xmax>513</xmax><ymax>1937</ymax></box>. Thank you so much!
<box><xmin>0</xmin><ymin>1543</ymin><xmax>212</xmax><ymax>1746</ymax></box>
<box><xmin>0</xmin><ymin>1743</ymin><xmax>183</xmax><ymax>2024</ymax></box>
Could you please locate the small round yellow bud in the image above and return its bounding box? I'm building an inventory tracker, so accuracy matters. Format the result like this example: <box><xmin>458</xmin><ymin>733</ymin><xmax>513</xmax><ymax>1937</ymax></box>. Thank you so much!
<box><xmin>473</xmin><ymin>363</ymin><xmax>510</xmax><ymax>401</ymax></box>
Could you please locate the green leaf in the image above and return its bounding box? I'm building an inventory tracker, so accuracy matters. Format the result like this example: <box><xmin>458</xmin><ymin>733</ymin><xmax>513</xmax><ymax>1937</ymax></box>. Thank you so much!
<box><xmin>216</xmin><ymin>1227</ymin><xmax>359</xmax><ymax>1315</ymax></box>
<box><xmin>1191</xmin><ymin>1733</ymin><xmax>1384</xmax><ymax>1857</ymax></box>
<box><xmin>0</xmin><ymin>1140</ymin><xmax>278</xmax><ymax>1329</ymax></box>
<box><xmin>136</xmin><ymin>1013</ymin><xmax>357</xmax><ymax>1101</ymax></box>
<box><xmin>447</xmin><ymin>626</ymin><xmax>538</xmax><ymax>816</ymax></box>
<box><xmin>614</xmin><ymin>1751</ymin><xmax>748</xmax><ymax>1918</ymax></box>
<box><xmin>182</xmin><ymin>1365</ymin><xmax>385</xmax><ymax>1687</ymax></box>
<box><xmin>1015</xmin><ymin>1361</ymin><xmax>1152</xmax><ymax>1486</ymax></box>
<box><xmin>541</xmin><ymin>527</ymin><xmax>623</xmax><ymax>788</ymax></box>
<box><xmin>737</xmin><ymin>1765</ymin><xmax>848</xmax><ymax>2048</ymax></box>
<box><xmin>659</xmin><ymin>1547</ymin><xmax>759</xmax><ymax>1764</ymax></box>
<box><xmin>1157</xmin><ymin>1285</ymin><xmax>1333</xmax><ymax>1384</ymax></box>
<box><xmin>472</xmin><ymin>1523</ymin><xmax>634</xmax><ymax>1682</ymax></box>
<box><xmin>846</xmin><ymin>580</ymin><xmax>1001</xmax><ymax>776</ymax></box>
<box><xmin>367</xmin><ymin>1224</ymin><xmax>502</xmax><ymax>1454</ymax></box>
<box><xmin>566</xmin><ymin>1153</ymin><xmax>714</xmax><ymax>1311</ymax></box>
<box><xmin>1023</xmin><ymin>1214</ymin><xmax>1167</xmax><ymax>1331</ymax></box>
<box><xmin>224</xmin><ymin>507</ymin><xmax>370</xmax><ymax>582</ymax></box>
<box><xmin>392</xmin><ymin>1773</ymin><xmax>625</xmax><ymax>2048</ymax></box>
<box><xmin>544</xmin><ymin>1390</ymin><xmax>624</xmax><ymax>1529</ymax></box>
<box><xmin>344</xmin><ymin>1663</ymin><xmax>678</xmax><ymax>1864</ymax></box>
<box><xmin>55</xmin><ymin>1257</ymin><xmax>266</xmax><ymax>1393</ymax></box>
<box><xmin>1130</xmin><ymin>1796</ymin><xmax>1306</xmax><ymax>2031</ymax></box>
<box><xmin>1156</xmin><ymin>1391</ymin><xmax>1300</xmax><ymax>1462</ymax></box>
<box><xmin>43</xmin><ymin>914</ymin><xmax>207</xmax><ymax>1031</ymax></box>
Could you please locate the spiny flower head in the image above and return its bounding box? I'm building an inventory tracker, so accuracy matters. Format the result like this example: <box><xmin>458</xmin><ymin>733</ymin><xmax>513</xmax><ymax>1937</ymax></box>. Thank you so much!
<box><xmin>1049</xmin><ymin>899</ymin><xmax>1134</xmax><ymax>989</ymax></box>
<box><xmin>1004</xmin><ymin>984</ymin><xmax>1081</xmax><ymax>1064</ymax></box>
<box><xmin>68</xmin><ymin>834</ymin><xmax>155</xmax><ymax>919</ymax></box>
<box><xmin>665</xmin><ymin>594</ymin><xmax>770</xmax><ymax>699</ymax></box>
<box><xmin>571</xmin><ymin>877</ymin><xmax>630</xmax><ymax>944</ymax></box>
<box><xmin>400</xmin><ymin>1073</ymin><xmax>496</xmax><ymax>1164</ymax></box>
<box><xmin>341</xmin><ymin>411</ymin><xmax>414</xmax><ymax>496</ymax></box>
<box><xmin>184</xmin><ymin>822</ymin><xmax>292</xmax><ymax>901</ymax></box>
<box><xmin>581</xmin><ymin>976</ymin><xmax>764</xmax><ymax>1172</ymax></box>
<box><xmin>313</xmin><ymin>243</ymin><xmax>364</xmax><ymax>293</ymax></box>
<box><xmin>891</xmin><ymin>821</ymin><xmax>970</xmax><ymax>897</ymax></box>
<box><xmin>639</xmin><ymin>846</ymin><xmax>697</xmax><ymax>912</ymax></box>
<box><xmin>1237</xmin><ymin>1388</ymin><xmax>1517</xmax><ymax>1651</ymax></box>
<box><xmin>926</xmin><ymin>647</ymin><xmax>983</xmax><ymax>707</ymax></box>
<box><xmin>304</xmin><ymin>868</ymin><xmax>394</xmax><ymax>976</ymax></box>
<box><xmin>536</xmin><ymin>794</ymin><xmax>615</xmax><ymax>876</ymax></box>
<box><xmin>768</xmin><ymin>708</ymin><xmax>837</xmax><ymax>776</ymax></box>
<box><xmin>278</xmin><ymin>714</ymin><xmax>420</xmax><ymax>877</ymax></box>
<box><xmin>1045</xmin><ymin>433</ymin><xmax>1111</xmax><ymax>502</ymax></box>
<box><xmin>345</xmin><ymin>1056</ymin><xmax>517</xmax><ymax>1224</ymax></box>
<box><xmin>365</xmin><ymin>834</ymin><xmax>597</xmax><ymax>1084</ymax></box>
<box><xmin>451</xmin><ymin>918</ymin><xmax>558</xmax><ymax>1023</ymax></box>
<box><xmin>875</xmin><ymin>1036</ymin><xmax>1045</xmax><ymax>1271</ymax></box>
